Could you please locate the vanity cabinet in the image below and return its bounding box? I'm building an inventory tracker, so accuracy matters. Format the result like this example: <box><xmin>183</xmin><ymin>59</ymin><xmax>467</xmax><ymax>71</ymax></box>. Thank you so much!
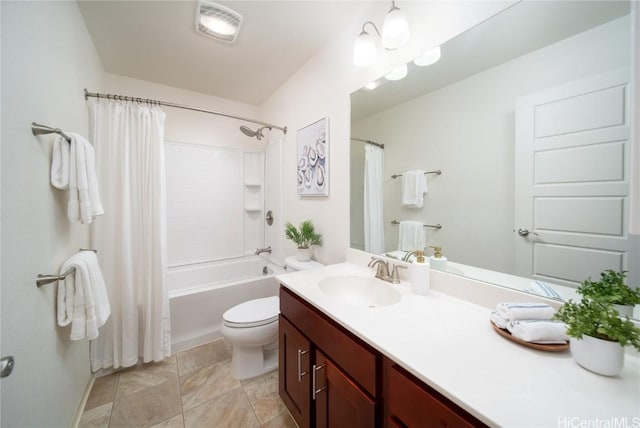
<box><xmin>279</xmin><ymin>287</ymin><xmax>379</xmax><ymax>428</ymax></box>
<box><xmin>279</xmin><ymin>286</ymin><xmax>485</xmax><ymax>428</ymax></box>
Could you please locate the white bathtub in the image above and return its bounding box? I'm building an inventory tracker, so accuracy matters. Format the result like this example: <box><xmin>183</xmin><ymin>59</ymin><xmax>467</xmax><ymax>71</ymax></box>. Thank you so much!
<box><xmin>168</xmin><ymin>256</ymin><xmax>284</xmax><ymax>353</ymax></box>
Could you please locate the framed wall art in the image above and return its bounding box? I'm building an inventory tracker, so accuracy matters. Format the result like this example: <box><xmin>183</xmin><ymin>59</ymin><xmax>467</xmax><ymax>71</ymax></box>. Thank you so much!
<box><xmin>296</xmin><ymin>117</ymin><xmax>329</xmax><ymax>196</ymax></box>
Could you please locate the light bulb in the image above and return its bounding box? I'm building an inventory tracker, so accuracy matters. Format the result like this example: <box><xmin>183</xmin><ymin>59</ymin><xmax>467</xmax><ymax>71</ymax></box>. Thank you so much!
<box><xmin>200</xmin><ymin>15</ymin><xmax>236</xmax><ymax>36</ymax></box>
<box><xmin>381</xmin><ymin>5</ymin><xmax>410</xmax><ymax>50</ymax></box>
<box><xmin>384</xmin><ymin>64</ymin><xmax>407</xmax><ymax>81</ymax></box>
<box><xmin>365</xmin><ymin>81</ymin><xmax>379</xmax><ymax>90</ymax></box>
<box><xmin>414</xmin><ymin>46</ymin><xmax>441</xmax><ymax>66</ymax></box>
<box><xmin>353</xmin><ymin>31</ymin><xmax>378</xmax><ymax>67</ymax></box>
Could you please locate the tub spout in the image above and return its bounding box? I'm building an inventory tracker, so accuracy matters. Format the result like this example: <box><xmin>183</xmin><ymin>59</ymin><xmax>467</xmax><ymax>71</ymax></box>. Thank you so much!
<box><xmin>255</xmin><ymin>246</ymin><xmax>272</xmax><ymax>255</ymax></box>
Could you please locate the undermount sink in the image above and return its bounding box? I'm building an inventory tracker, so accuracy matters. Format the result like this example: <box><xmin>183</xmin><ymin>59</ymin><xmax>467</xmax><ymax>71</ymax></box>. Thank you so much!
<box><xmin>318</xmin><ymin>275</ymin><xmax>401</xmax><ymax>308</ymax></box>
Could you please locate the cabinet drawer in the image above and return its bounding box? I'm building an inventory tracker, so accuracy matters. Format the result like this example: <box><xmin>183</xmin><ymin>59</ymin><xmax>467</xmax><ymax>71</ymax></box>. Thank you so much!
<box><xmin>387</xmin><ymin>361</ymin><xmax>485</xmax><ymax>428</ymax></box>
<box><xmin>280</xmin><ymin>287</ymin><xmax>378</xmax><ymax>397</ymax></box>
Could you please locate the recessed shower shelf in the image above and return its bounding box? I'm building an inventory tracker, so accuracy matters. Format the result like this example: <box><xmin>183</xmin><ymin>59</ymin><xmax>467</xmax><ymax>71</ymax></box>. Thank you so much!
<box><xmin>244</xmin><ymin>207</ymin><xmax>262</xmax><ymax>212</ymax></box>
<box><xmin>244</xmin><ymin>182</ymin><xmax>262</xmax><ymax>188</ymax></box>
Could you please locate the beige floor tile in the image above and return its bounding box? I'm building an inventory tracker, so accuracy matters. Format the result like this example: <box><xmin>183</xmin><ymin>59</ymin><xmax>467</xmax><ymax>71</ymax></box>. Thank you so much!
<box><xmin>84</xmin><ymin>374</ymin><xmax>119</xmax><ymax>411</ymax></box>
<box><xmin>183</xmin><ymin>387</ymin><xmax>260</xmax><ymax>428</ymax></box>
<box><xmin>150</xmin><ymin>414</ymin><xmax>184</xmax><ymax>428</ymax></box>
<box><xmin>78</xmin><ymin>402</ymin><xmax>112</xmax><ymax>428</ymax></box>
<box><xmin>260</xmin><ymin>412</ymin><xmax>298</xmax><ymax>428</ymax></box>
<box><xmin>109</xmin><ymin>377</ymin><xmax>182</xmax><ymax>428</ymax></box>
<box><xmin>177</xmin><ymin>339</ymin><xmax>230</xmax><ymax>376</ymax></box>
<box><xmin>243</xmin><ymin>370</ymin><xmax>287</xmax><ymax>424</ymax></box>
<box><xmin>116</xmin><ymin>356</ymin><xmax>178</xmax><ymax>398</ymax></box>
<box><xmin>180</xmin><ymin>360</ymin><xmax>241</xmax><ymax>411</ymax></box>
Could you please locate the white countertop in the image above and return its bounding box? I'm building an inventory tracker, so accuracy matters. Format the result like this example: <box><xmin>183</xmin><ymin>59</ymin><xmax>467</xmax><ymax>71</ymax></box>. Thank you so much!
<box><xmin>277</xmin><ymin>261</ymin><xmax>640</xmax><ymax>427</ymax></box>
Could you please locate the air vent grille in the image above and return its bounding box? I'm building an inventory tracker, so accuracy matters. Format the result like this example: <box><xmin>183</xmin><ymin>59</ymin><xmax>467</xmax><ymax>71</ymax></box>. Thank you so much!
<box><xmin>196</xmin><ymin>1</ymin><xmax>243</xmax><ymax>43</ymax></box>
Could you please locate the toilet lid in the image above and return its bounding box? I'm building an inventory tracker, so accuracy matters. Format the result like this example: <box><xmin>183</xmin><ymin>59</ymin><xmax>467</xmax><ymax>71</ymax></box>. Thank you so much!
<box><xmin>223</xmin><ymin>296</ymin><xmax>279</xmax><ymax>328</ymax></box>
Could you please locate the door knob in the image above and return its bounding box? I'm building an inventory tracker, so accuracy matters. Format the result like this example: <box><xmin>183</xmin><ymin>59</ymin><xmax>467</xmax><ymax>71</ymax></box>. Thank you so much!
<box><xmin>517</xmin><ymin>228</ymin><xmax>539</xmax><ymax>237</ymax></box>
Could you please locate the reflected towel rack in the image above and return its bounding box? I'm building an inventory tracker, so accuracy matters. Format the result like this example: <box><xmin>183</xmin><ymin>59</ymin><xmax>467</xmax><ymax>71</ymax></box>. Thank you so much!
<box><xmin>391</xmin><ymin>220</ymin><xmax>442</xmax><ymax>230</ymax></box>
<box><xmin>37</xmin><ymin>249</ymin><xmax>98</xmax><ymax>288</ymax></box>
<box><xmin>31</xmin><ymin>122</ymin><xmax>72</xmax><ymax>143</ymax></box>
<box><xmin>391</xmin><ymin>170</ymin><xmax>441</xmax><ymax>179</ymax></box>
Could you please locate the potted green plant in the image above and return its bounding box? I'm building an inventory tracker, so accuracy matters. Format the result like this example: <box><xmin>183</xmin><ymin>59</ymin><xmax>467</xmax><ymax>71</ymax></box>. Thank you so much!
<box><xmin>553</xmin><ymin>298</ymin><xmax>640</xmax><ymax>376</ymax></box>
<box><xmin>285</xmin><ymin>220</ymin><xmax>322</xmax><ymax>261</ymax></box>
<box><xmin>577</xmin><ymin>270</ymin><xmax>640</xmax><ymax>317</ymax></box>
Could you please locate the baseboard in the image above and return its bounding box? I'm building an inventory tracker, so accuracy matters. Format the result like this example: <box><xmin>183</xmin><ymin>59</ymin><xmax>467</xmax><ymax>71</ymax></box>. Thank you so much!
<box><xmin>70</xmin><ymin>373</ymin><xmax>95</xmax><ymax>428</ymax></box>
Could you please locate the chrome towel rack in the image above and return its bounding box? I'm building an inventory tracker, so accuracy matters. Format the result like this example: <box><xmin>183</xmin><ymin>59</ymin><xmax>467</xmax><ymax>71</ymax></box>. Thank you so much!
<box><xmin>391</xmin><ymin>220</ymin><xmax>442</xmax><ymax>230</ymax></box>
<box><xmin>37</xmin><ymin>249</ymin><xmax>97</xmax><ymax>288</ymax></box>
<box><xmin>391</xmin><ymin>170</ymin><xmax>442</xmax><ymax>179</ymax></box>
<box><xmin>31</xmin><ymin>122</ymin><xmax>72</xmax><ymax>143</ymax></box>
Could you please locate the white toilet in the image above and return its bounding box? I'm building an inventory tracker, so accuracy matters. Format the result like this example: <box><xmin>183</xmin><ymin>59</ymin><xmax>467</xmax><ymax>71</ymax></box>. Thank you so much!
<box><xmin>221</xmin><ymin>257</ymin><xmax>324</xmax><ymax>380</ymax></box>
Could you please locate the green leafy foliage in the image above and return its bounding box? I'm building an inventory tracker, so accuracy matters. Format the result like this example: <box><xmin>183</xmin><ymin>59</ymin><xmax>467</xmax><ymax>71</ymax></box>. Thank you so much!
<box><xmin>553</xmin><ymin>298</ymin><xmax>640</xmax><ymax>351</ymax></box>
<box><xmin>577</xmin><ymin>270</ymin><xmax>640</xmax><ymax>305</ymax></box>
<box><xmin>285</xmin><ymin>220</ymin><xmax>322</xmax><ymax>249</ymax></box>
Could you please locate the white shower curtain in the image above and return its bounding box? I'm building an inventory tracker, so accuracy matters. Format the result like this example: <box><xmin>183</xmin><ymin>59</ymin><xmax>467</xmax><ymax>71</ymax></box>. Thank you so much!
<box><xmin>88</xmin><ymin>99</ymin><xmax>171</xmax><ymax>371</ymax></box>
<box><xmin>364</xmin><ymin>144</ymin><xmax>385</xmax><ymax>254</ymax></box>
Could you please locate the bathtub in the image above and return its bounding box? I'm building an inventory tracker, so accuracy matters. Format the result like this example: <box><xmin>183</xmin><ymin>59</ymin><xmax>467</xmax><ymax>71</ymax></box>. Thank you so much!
<box><xmin>168</xmin><ymin>256</ymin><xmax>284</xmax><ymax>353</ymax></box>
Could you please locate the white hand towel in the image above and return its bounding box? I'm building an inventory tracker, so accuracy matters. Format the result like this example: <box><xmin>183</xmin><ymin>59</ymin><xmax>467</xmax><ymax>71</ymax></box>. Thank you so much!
<box><xmin>401</xmin><ymin>170</ymin><xmax>427</xmax><ymax>208</ymax></box>
<box><xmin>509</xmin><ymin>320</ymin><xmax>569</xmax><ymax>344</ymax></box>
<box><xmin>67</xmin><ymin>138</ymin><xmax>80</xmax><ymax>223</ymax></box>
<box><xmin>398</xmin><ymin>220</ymin><xmax>426</xmax><ymax>251</ymax></box>
<box><xmin>496</xmin><ymin>302</ymin><xmax>555</xmax><ymax>321</ymax></box>
<box><xmin>57</xmin><ymin>251</ymin><xmax>110</xmax><ymax>341</ymax></box>
<box><xmin>51</xmin><ymin>135</ymin><xmax>70</xmax><ymax>190</ymax></box>
<box><xmin>490</xmin><ymin>310</ymin><xmax>510</xmax><ymax>329</ymax></box>
<box><xmin>525</xmin><ymin>280</ymin><xmax>562</xmax><ymax>299</ymax></box>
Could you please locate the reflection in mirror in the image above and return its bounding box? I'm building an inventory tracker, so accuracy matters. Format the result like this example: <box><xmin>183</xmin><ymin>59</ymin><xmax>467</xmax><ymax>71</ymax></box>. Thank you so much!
<box><xmin>350</xmin><ymin>0</ymin><xmax>638</xmax><ymax>316</ymax></box>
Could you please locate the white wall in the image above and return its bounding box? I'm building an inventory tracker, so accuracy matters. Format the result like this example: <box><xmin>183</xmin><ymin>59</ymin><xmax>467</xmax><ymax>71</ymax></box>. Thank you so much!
<box><xmin>0</xmin><ymin>2</ymin><xmax>103</xmax><ymax>426</ymax></box>
<box><xmin>352</xmin><ymin>16</ymin><xmax>631</xmax><ymax>273</ymax></box>
<box><xmin>260</xmin><ymin>1</ymin><xmax>513</xmax><ymax>265</ymax></box>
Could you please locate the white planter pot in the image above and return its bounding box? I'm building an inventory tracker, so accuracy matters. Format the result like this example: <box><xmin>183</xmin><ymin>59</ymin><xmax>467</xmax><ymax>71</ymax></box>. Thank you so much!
<box><xmin>570</xmin><ymin>334</ymin><xmax>624</xmax><ymax>376</ymax></box>
<box><xmin>613</xmin><ymin>304</ymin><xmax>635</xmax><ymax>318</ymax></box>
<box><xmin>296</xmin><ymin>247</ymin><xmax>312</xmax><ymax>262</ymax></box>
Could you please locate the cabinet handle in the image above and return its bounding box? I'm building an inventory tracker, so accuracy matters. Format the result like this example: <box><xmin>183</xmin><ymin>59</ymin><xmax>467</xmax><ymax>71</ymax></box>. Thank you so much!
<box><xmin>312</xmin><ymin>364</ymin><xmax>325</xmax><ymax>400</ymax></box>
<box><xmin>297</xmin><ymin>349</ymin><xmax>308</xmax><ymax>382</ymax></box>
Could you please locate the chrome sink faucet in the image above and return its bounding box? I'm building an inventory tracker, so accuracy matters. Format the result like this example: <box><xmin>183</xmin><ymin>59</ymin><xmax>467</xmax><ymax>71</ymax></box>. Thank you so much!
<box><xmin>368</xmin><ymin>257</ymin><xmax>407</xmax><ymax>284</ymax></box>
<box><xmin>255</xmin><ymin>246</ymin><xmax>272</xmax><ymax>255</ymax></box>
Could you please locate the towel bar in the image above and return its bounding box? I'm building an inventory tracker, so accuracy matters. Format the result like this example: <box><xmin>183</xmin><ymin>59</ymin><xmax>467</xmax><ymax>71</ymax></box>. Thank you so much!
<box><xmin>391</xmin><ymin>170</ymin><xmax>441</xmax><ymax>179</ymax></box>
<box><xmin>36</xmin><ymin>249</ymin><xmax>98</xmax><ymax>288</ymax></box>
<box><xmin>391</xmin><ymin>220</ymin><xmax>442</xmax><ymax>230</ymax></box>
<box><xmin>31</xmin><ymin>122</ymin><xmax>72</xmax><ymax>143</ymax></box>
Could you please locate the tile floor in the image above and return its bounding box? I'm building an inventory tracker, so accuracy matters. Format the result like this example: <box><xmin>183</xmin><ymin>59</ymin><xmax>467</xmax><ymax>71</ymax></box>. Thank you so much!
<box><xmin>78</xmin><ymin>339</ymin><xmax>297</xmax><ymax>428</ymax></box>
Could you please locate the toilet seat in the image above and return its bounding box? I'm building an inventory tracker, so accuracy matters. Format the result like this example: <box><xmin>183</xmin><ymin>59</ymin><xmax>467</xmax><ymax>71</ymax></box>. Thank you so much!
<box><xmin>223</xmin><ymin>296</ymin><xmax>279</xmax><ymax>328</ymax></box>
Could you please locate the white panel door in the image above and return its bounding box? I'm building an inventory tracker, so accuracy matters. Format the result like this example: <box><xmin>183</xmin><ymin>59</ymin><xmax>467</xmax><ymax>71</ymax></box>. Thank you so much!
<box><xmin>514</xmin><ymin>68</ymin><xmax>639</xmax><ymax>288</ymax></box>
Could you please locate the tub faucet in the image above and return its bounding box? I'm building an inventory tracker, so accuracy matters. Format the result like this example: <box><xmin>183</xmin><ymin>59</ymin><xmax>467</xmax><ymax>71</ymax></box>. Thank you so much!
<box><xmin>255</xmin><ymin>246</ymin><xmax>272</xmax><ymax>255</ymax></box>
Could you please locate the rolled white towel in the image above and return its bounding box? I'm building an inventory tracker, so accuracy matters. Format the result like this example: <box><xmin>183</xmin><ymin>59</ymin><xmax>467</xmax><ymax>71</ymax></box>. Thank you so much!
<box><xmin>509</xmin><ymin>320</ymin><xmax>569</xmax><ymax>344</ymax></box>
<box><xmin>496</xmin><ymin>302</ymin><xmax>555</xmax><ymax>321</ymax></box>
<box><xmin>490</xmin><ymin>311</ymin><xmax>510</xmax><ymax>329</ymax></box>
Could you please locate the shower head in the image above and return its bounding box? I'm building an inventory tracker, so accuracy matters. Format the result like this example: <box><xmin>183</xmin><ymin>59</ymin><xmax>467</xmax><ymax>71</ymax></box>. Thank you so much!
<box><xmin>239</xmin><ymin>125</ymin><xmax>269</xmax><ymax>141</ymax></box>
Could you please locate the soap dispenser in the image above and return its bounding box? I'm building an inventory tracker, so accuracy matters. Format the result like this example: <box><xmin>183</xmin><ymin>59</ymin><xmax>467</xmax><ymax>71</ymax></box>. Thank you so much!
<box><xmin>429</xmin><ymin>246</ymin><xmax>447</xmax><ymax>269</ymax></box>
<box><xmin>410</xmin><ymin>250</ymin><xmax>430</xmax><ymax>295</ymax></box>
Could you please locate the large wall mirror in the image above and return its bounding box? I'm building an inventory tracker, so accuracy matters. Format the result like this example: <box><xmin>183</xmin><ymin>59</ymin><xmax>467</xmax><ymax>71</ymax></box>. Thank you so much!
<box><xmin>350</xmin><ymin>0</ymin><xmax>639</xmax><ymax>315</ymax></box>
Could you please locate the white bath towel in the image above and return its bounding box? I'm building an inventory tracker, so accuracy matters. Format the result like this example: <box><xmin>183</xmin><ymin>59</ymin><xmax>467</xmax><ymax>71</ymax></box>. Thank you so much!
<box><xmin>508</xmin><ymin>320</ymin><xmax>569</xmax><ymax>344</ymax></box>
<box><xmin>51</xmin><ymin>132</ymin><xmax>104</xmax><ymax>224</ymax></box>
<box><xmin>398</xmin><ymin>220</ymin><xmax>426</xmax><ymax>251</ymax></box>
<box><xmin>525</xmin><ymin>280</ymin><xmax>562</xmax><ymax>299</ymax></box>
<box><xmin>496</xmin><ymin>302</ymin><xmax>555</xmax><ymax>321</ymax></box>
<box><xmin>490</xmin><ymin>310</ymin><xmax>510</xmax><ymax>329</ymax></box>
<box><xmin>57</xmin><ymin>251</ymin><xmax>110</xmax><ymax>341</ymax></box>
<box><xmin>401</xmin><ymin>170</ymin><xmax>427</xmax><ymax>208</ymax></box>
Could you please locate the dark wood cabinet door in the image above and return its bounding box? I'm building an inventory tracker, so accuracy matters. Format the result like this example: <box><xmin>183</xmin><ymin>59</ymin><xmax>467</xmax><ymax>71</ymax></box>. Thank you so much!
<box><xmin>315</xmin><ymin>350</ymin><xmax>376</xmax><ymax>428</ymax></box>
<box><xmin>279</xmin><ymin>316</ymin><xmax>312</xmax><ymax>428</ymax></box>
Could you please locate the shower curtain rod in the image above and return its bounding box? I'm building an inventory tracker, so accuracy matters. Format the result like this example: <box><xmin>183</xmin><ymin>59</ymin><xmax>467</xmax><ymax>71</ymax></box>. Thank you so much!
<box><xmin>83</xmin><ymin>89</ymin><xmax>287</xmax><ymax>134</ymax></box>
<box><xmin>351</xmin><ymin>137</ymin><xmax>384</xmax><ymax>149</ymax></box>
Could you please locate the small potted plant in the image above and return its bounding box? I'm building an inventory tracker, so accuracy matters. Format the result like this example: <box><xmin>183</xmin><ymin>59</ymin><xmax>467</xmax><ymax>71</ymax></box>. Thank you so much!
<box><xmin>554</xmin><ymin>298</ymin><xmax>640</xmax><ymax>376</ymax></box>
<box><xmin>577</xmin><ymin>270</ymin><xmax>640</xmax><ymax>317</ymax></box>
<box><xmin>285</xmin><ymin>220</ymin><xmax>322</xmax><ymax>261</ymax></box>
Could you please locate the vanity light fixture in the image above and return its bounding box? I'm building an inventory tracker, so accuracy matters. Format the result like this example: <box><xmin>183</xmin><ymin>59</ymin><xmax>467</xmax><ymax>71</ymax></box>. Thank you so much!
<box><xmin>384</xmin><ymin>64</ymin><xmax>408</xmax><ymax>81</ymax></box>
<box><xmin>353</xmin><ymin>1</ymin><xmax>410</xmax><ymax>67</ymax></box>
<box><xmin>413</xmin><ymin>46</ymin><xmax>441</xmax><ymax>66</ymax></box>
<box><xmin>196</xmin><ymin>0</ymin><xmax>243</xmax><ymax>43</ymax></box>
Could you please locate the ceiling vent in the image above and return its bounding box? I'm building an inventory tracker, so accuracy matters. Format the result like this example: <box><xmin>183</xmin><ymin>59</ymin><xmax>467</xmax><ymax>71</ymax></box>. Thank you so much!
<box><xmin>196</xmin><ymin>1</ymin><xmax>243</xmax><ymax>44</ymax></box>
